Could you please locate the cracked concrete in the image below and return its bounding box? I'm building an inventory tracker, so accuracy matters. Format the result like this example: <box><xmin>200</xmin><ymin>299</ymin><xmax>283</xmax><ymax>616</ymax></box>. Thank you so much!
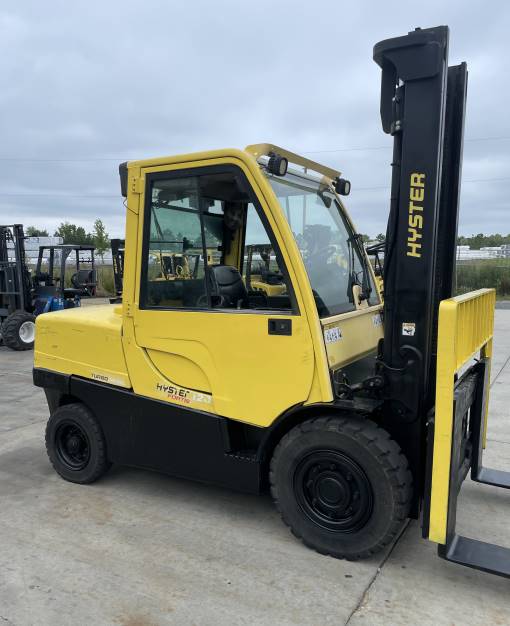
<box><xmin>0</xmin><ymin>309</ymin><xmax>509</xmax><ymax>625</ymax></box>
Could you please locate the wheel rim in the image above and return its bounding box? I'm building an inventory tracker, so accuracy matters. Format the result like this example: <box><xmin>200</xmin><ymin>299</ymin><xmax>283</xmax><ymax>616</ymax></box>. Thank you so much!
<box><xmin>19</xmin><ymin>321</ymin><xmax>35</xmax><ymax>344</ymax></box>
<box><xmin>55</xmin><ymin>421</ymin><xmax>91</xmax><ymax>470</ymax></box>
<box><xmin>294</xmin><ymin>450</ymin><xmax>373</xmax><ymax>533</ymax></box>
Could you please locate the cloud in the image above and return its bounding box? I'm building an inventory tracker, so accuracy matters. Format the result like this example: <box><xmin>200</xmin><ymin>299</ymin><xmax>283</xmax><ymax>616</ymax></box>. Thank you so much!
<box><xmin>0</xmin><ymin>0</ymin><xmax>508</xmax><ymax>237</ymax></box>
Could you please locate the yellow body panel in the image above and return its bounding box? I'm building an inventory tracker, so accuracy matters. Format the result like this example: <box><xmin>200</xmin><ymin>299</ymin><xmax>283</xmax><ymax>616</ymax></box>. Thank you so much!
<box><xmin>321</xmin><ymin>306</ymin><xmax>384</xmax><ymax>369</ymax></box>
<box><xmin>34</xmin><ymin>305</ymin><xmax>131</xmax><ymax>388</ymax></box>
<box><xmin>121</xmin><ymin>317</ymin><xmax>214</xmax><ymax>411</ymax></box>
<box><xmin>428</xmin><ymin>288</ymin><xmax>495</xmax><ymax>544</ymax></box>
<box><xmin>130</xmin><ymin>310</ymin><xmax>314</xmax><ymax>424</ymax></box>
<box><xmin>146</xmin><ymin>349</ymin><xmax>211</xmax><ymax>392</ymax></box>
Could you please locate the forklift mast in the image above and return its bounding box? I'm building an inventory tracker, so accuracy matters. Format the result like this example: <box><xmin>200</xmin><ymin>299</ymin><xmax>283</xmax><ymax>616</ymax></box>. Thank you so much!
<box><xmin>373</xmin><ymin>27</ymin><xmax>467</xmax><ymax>434</ymax></box>
<box><xmin>0</xmin><ymin>224</ymin><xmax>31</xmax><ymax>318</ymax></box>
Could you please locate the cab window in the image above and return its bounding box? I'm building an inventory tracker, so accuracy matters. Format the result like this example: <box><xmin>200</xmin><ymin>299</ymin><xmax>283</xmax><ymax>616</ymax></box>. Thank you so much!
<box><xmin>267</xmin><ymin>171</ymin><xmax>379</xmax><ymax>317</ymax></box>
<box><xmin>243</xmin><ymin>205</ymin><xmax>289</xmax><ymax>300</ymax></box>
<box><xmin>141</xmin><ymin>168</ymin><xmax>294</xmax><ymax>312</ymax></box>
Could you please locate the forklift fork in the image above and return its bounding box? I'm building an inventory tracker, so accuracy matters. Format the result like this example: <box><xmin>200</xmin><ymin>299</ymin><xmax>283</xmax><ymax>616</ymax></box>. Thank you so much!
<box><xmin>426</xmin><ymin>289</ymin><xmax>510</xmax><ymax>578</ymax></box>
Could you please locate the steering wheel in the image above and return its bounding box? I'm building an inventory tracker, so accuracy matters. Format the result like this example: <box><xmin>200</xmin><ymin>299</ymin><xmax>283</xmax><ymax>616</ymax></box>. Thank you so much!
<box><xmin>196</xmin><ymin>293</ymin><xmax>227</xmax><ymax>308</ymax></box>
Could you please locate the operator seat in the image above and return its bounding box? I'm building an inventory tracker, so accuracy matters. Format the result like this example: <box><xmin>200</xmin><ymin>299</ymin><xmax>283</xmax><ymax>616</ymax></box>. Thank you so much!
<box><xmin>208</xmin><ymin>265</ymin><xmax>248</xmax><ymax>308</ymax></box>
<box><xmin>33</xmin><ymin>272</ymin><xmax>52</xmax><ymax>286</ymax></box>
<box><xmin>71</xmin><ymin>269</ymin><xmax>97</xmax><ymax>297</ymax></box>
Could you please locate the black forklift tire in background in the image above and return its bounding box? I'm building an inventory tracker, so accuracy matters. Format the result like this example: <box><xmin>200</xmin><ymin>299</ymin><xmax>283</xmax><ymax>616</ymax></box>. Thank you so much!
<box><xmin>45</xmin><ymin>403</ymin><xmax>111</xmax><ymax>484</ymax></box>
<box><xmin>270</xmin><ymin>416</ymin><xmax>412</xmax><ymax>560</ymax></box>
<box><xmin>1</xmin><ymin>311</ymin><xmax>36</xmax><ymax>350</ymax></box>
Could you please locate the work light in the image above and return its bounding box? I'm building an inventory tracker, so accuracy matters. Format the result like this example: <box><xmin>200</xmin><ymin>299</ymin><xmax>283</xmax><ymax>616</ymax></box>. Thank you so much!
<box><xmin>335</xmin><ymin>178</ymin><xmax>351</xmax><ymax>196</ymax></box>
<box><xmin>267</xmin><ymin>153</ymin><xmax>288</xmax><ymax>177</ymax></box>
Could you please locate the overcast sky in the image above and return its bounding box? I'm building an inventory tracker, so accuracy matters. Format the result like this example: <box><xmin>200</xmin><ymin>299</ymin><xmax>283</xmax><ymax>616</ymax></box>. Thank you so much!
<box><xmin>1</xmin><ymin>1</ymin><xmax>509</xmax><ymax>238</ymax></box>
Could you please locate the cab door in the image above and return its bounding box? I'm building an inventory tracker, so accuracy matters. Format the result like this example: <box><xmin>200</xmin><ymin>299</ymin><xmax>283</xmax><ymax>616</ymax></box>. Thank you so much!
<box><xmin>126</xmin><ymin>159</ymin><xmax>315</xmax><ymax>428</ymax></box>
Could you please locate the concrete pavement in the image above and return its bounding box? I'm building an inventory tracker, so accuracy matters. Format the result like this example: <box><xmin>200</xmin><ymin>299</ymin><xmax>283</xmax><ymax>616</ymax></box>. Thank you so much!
<box><xmin>0</xmin><ymin>310</ymin><xmax>509</xmax><ymax>625</ymax></box>
<box><xmin>350</xmin><ymin>310</ymin><xmax>510</xmax><ymax>625</ymax></box>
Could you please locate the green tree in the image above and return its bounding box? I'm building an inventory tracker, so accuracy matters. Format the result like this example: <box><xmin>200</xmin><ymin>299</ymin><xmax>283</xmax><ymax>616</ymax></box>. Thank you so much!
<box><xmin>376</xmin><ymin>233</ymin><xmax>385</xmax><ymax>242</ymax></box>
<box><xmin>457</xmin><ymin>233</ymin><xmax>510</xmax><ymax>249</ymax></box>
<box><xmin>54</xmin><ymin>222</ymin><xmax>93</xmax><ymax>245</ymax></box>
<box><xmin>92</xmin><ymin>218</ymin><xmax>110</xmax><ymax>262</ymax></box>
<box><xmin>26</xmin><ymin>226</ymin><xmax>49</xmax><ymax>237</ymax></box>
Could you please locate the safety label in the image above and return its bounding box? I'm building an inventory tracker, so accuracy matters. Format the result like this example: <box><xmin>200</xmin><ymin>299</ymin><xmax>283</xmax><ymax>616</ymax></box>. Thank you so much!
<box><xmin>372</xmin><ymin>313</ymin><xmax>383</xmax><ymax>327</ymax></box>
<box><xmin>324</xmin><ymin>326</ymin><xmax>342</xmax><ymax>344</ymax></box>
<box><xmin>402</xmin><ymin>322</ymin><xmax>416</xmax><ymax>337</ymax></box>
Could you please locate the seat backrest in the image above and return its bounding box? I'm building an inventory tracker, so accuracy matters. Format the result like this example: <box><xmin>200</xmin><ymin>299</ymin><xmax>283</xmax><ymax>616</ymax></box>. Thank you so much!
<box><xmin>76</xmin><ymin>269</ymin><xmax>96</xmax><ymax>284</ymax></box>
<box><xmin>209</xmin><ymin>265</ymin><xmax>247</xmax><ymax>308</ymax></box>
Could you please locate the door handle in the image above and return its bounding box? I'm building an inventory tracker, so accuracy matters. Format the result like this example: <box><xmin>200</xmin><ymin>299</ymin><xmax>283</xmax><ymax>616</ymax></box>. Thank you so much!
<box><xmin>268</xmin><ymin>319</ymin><xmax>292</xmax><ymax>336</ymax></box>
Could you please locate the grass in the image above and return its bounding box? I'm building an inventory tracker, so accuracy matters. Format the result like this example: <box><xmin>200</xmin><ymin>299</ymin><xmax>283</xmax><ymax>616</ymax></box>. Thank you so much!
<box><xmin>95</xmin><ymin>266</ymin><xmax>115</xmax><ymax>297</ymax></box>
<box><xmin>456</xmin><ymin>258</ymin><xmax>510</xmax><ymax>299</ymax></box>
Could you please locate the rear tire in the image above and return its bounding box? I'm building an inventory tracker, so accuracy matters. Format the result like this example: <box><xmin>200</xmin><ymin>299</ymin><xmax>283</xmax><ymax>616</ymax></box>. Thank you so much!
<box><xmin>45</xmin><ymin>403</ymin><xmax>111</xmax><ymax>484</ymax></box>
<box><xmin>2</xmin><ymin>311</ymin><xmax>36</xmax><ymax>350</ymax></box>
<box><xmin>270</xmin><ymin>416</ymin><xmax>412</xmax><ymax>560</ymax></box>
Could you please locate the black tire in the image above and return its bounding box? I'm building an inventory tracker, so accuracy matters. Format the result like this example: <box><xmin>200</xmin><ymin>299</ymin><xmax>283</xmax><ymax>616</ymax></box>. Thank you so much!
<box><xmin>2</xmin><ymin>311</ymin><xmax>36</xmax><ymax>350</ymax></box>
<box><xmin>45</xmin><ymin>403</ymin><xmax>111</xmax><ymax>484</ymax></box>
<box><xmin>270</xmin><ymin>416</ymin><xmax>412</xmax><ymax>560</ymax></box>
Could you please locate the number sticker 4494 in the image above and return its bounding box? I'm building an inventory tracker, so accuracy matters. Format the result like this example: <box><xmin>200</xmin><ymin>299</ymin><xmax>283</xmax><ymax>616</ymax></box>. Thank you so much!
<box><xmin>324</xmin><ymin>326</ymin><xmax>342</xmax><ymax>344</ymax></box>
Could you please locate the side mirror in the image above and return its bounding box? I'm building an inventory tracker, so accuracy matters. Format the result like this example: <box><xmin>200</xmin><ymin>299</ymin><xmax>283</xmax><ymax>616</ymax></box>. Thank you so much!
<box><xmin>335</xmin><ymin>178</ymin><xmax>351</xmax><ymax>196</ymax></box>
<box><xmin>119</xmin><ymin>162</ymin><xmax>128</xmax><ymax>197</ymax></box>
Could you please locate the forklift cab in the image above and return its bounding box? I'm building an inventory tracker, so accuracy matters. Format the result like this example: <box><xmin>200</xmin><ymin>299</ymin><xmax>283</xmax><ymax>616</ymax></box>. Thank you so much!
<box><xmin>119</xmin><ymin>149</ymin><xmax>383</xmax><ymax>425</ymax></box>
<box><xmin>133</xmin><ymin>157</ymin><xmax>378</xmax><ymax>316</ymax></box>
<box><xmin>34</xmin><ymin>244</ymin><xmax>97</xmax><ymax>304</ymax></box>
<box><xmin>110</xmin><ymin>238</ymin><xmax>125</xmax><ymax>302</ymax></box>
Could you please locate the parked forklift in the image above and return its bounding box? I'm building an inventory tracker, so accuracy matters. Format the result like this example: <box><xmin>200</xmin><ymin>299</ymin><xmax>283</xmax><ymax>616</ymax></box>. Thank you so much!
<box><xmin>0</xmin><ymin>225</ymin><xmax>97</xmax><ymax>350</ymax></box>
<box><xmin>0</xmin><ymin>225</ymin><xmax>34</xmax><ymax>349</ymax></box>
<box><xmin>110</xmin><ymin>238</ymin><xmax>125</xmax><ymax>299</ymax></box>
<box><xmin>244</xmin><ymin>244</ymin><xmax>287</xmax><ymax>296</ymax></box>
<box><xmin>35</xmin><ymin>243</ymin><xmax>97</xmax><ymax>298</ymax></box>
<box><xmin>366</xmin><ymin>240</ymin><xmax>385</xmax><ymax>296</ymax></box>
<box><xmin>34</xmin><ymin>26</ymin><xmax>509</xmax><ymax>576</ymax></box>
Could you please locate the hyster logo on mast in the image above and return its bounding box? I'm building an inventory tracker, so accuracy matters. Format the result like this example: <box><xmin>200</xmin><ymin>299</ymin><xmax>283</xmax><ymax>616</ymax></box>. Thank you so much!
<box><xmin>407</xmin><ymin>172</ymin><xmax>425</xmax><ymax>258</ymax></box>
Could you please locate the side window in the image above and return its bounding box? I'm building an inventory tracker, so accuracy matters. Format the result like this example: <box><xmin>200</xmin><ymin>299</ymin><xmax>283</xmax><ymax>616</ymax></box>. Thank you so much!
<box><xmin>144</xmin><ymin>176</ymin><xmax>208</xmax><ymax>308</ymax></box>
<box><xmin>243</xmin><ymin>204</ymin><xmax>290</xmax><ymax>303</ymax></box>
<box><xmin>142</xmin><ymin>168</ymin><xmax>294</xmax><ymax>312</ymax></box>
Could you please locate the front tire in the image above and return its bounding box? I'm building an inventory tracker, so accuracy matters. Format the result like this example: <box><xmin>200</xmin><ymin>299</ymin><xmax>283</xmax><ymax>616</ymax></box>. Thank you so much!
<box><xmin>270</xmin><ymin>416</ymin><xmax>412</xmax><ymax>560</ymax></box>
<box><xmin>2</xmin><ymin>311</ymin><xmax>36</xmax><ymax>350</ymax></box>
<box><xmin>45</xmin><ymin>403</ymin><xmax>111</xmax><ymax>484</ymax></box>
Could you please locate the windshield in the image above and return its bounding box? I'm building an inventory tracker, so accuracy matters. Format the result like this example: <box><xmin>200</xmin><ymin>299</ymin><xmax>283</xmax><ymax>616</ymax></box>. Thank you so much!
<box><xmin>267</xmin><ymin>171</ymin><xmax>378</xmax><ymax>317</ymax></box>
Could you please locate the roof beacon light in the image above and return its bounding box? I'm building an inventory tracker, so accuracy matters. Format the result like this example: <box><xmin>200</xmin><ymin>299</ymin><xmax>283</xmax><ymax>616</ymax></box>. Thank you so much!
<box><xmin>267</xmin><ymin>152</ymin><xmax>288</xmax><ymax>177</ymax></box>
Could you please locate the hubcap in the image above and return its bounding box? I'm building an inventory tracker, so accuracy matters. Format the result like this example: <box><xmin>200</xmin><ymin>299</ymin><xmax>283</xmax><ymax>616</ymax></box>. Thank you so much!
<box><xmin>19</xmin><ymin>321</ymin><xmax>35</xmax><ymax>344</ymax></box>
<box><xmin>55</xmin><ymin>421</ymin><xmax>90</xmax><ymax>470</ymax></box>
<box><xmin>294</xmin><ymin>450</ymin><xmax>373</xmax><ymax>532</ymax></box>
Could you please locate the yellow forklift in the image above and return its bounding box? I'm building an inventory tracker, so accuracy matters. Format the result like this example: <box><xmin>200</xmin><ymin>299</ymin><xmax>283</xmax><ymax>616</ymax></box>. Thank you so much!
<box><xmin>34</xmin><ymin>26</ymin><xmax>509</xmax><ymax>576</ymax></box>
<box><xmin>244</xmin><ymin>244</ymin><xmax>287</xmax><ymax>296</ymax></box>
<box><xmin>366</xmin><ymin>241</ymin><xmax>384</xmax><ymax>297</ymax></box>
